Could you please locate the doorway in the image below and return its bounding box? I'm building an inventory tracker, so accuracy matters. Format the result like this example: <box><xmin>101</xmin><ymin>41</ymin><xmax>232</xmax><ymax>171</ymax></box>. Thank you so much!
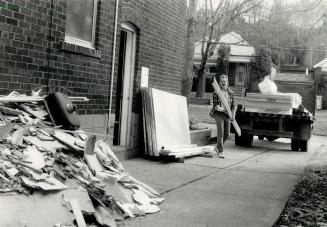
<box><xmin>113</xmin><ymin>23</ymin><xmax>136</xmax><ymax>146</ymax></box>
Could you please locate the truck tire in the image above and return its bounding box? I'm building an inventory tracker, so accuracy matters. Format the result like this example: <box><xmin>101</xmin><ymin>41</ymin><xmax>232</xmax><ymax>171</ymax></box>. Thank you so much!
<box><xmin>291</xmin><ymin>139</ymin><xmax>299</xmax><ymax>151</ymax></box>
<box><xmin>235</xmin><ymin>134</ymin><xmax>253</xmax><ymax>147</ymax></box>
<box><xmin>299</xmin><ymin>140</ymin><xmax>308</xmax><ymax>152</ymax></box>
<box><xmin>258</xmin><ymin>135</ymin><xmax>264</xmax><ymax>140</ymax></box>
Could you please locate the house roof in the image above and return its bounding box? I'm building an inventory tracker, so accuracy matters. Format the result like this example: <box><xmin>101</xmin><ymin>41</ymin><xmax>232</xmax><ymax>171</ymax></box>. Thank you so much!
<box><xmin>194</xmin><ymin>32</ymin><xmax>255</xmax><ymax>63</ymax></box>
<box><xmin>219</xmin><ymin>31</ymin><xmax>249</xmax><ymax>45</ymax></box>
<box><xmin>313</xmin><ymin>58</ymin><xmax>327</xmax><ymax>68</ymax></box>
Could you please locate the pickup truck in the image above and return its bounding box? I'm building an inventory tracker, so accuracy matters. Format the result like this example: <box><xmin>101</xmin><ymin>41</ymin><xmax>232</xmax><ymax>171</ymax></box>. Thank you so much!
<box><xmin>232</xmin><ymin>72</ymin><xmax>316</xmax><ymax>152</ymax></box>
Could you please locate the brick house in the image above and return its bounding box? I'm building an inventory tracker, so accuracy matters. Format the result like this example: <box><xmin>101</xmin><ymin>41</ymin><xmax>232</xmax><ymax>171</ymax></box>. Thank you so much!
<box><xmin>0</xmin><ymin>0</ymin><xmax>187</xmax><ymax>158</ymax></box>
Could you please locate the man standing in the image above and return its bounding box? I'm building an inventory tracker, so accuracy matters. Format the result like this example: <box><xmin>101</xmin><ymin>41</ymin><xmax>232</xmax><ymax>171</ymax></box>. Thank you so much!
<box><xmin>210</xmin><ymin>75</ymin><xmax>235</xmax><ymax>158</ymax></box>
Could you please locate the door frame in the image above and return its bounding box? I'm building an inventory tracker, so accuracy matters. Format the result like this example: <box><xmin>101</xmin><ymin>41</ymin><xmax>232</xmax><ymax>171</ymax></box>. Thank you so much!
<box><xmin>119</xmin><ymin>22</ymin><xmax>136</xmax><ymax>146</ymax></box>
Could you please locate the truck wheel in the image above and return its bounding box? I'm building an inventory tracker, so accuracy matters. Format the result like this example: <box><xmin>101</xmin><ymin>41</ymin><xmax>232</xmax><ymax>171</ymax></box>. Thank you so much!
<box><xmin>258</xmin><ymin>135</ymin><xmax>264</xmax><ymax>140</ymax></box>
<box><xmin>299</xmin><ymin>140</ymin><xmax>308</xmax><ymax>152</ymax></box>
<box><xmin>291</xmin><ymin>139</ymin><xmax>299</xmax><ymax>151</ymax></box>
<box><xmin>266</xmin><ymin>136</ymin><xmax>278</xmax><ymax>142</ymax></box>
<box><xmin>243</xmin><ymin>134</ymin><xmax>253</xmax><ymax>147</ymax></box>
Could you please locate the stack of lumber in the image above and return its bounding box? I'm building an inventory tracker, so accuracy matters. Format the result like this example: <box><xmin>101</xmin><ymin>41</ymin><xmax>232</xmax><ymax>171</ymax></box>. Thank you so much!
<box><xmin>160</xmin><ymin>145</ymin><xmax>214</xmax><ymax>159</ymax></box>
<box><xmin>244</xmin><ymin>93</ymin><xmax>302</xmax><ymax>115</ymax></box>
<box><xmin>141</xmin><ymin>88</ymin><xmax>208</xmax><ymax>159</ymax></box>
<box><xmin>0</xmin><ymin>90</ymin><xmax>164</xmax><ymax>227</ymax></box>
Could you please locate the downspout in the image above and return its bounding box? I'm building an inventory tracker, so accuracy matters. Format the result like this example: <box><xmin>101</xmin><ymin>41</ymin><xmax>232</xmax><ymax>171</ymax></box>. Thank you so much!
<box><xmin>106</xmin><ymin>0</ymin><xmax>120</xmax><ymax>135</ymax></box>
<box><xmin>47</xmin><ymin>0</ymin><xmax>54</xmax><ymax>93</ymax></box>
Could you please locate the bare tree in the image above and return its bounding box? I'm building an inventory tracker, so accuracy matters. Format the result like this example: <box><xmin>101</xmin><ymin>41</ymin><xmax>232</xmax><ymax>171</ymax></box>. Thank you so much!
<box><xmin>193</xmin><ymin>0</ymin><xmax>263</xmax><ymax>97</ymax></box>
<box><xmin>181</xmin><ymin>0</ymin><xmax>197</xmax><ymax>103</ymax></box>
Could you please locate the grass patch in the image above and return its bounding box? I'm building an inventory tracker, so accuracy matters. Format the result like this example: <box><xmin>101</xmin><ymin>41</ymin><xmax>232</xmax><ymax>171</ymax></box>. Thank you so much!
<box><xmin>274</xmin><ymin>146</ymin><xmax>327</xmax><ymax>227</ymax></box>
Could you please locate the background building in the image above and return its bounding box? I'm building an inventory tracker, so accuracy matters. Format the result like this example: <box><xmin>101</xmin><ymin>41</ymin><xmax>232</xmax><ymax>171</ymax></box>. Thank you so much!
<box><xmin>193</xmin><ymin>32</ymin><xmax>255</xmax><ymax>96</ymax></box>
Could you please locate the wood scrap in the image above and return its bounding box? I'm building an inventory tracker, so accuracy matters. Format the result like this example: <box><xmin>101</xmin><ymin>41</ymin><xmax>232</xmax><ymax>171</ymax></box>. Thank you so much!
<box><xmin>161</xmin><ymin>144</ymin><xmax>197</xmax><ymax>150</ymax></box>
<box><xmin>10</xmin><ymin>126</ymin><xmax>27</xmax><ymax>146</ymax></box>
<box><xmin>137</xmin><ymin>204</ymin><xmax>161</xmax><ymax>214</ymax></box>
<box><xmin>0</xmin><ymin>172</ymin><xmax>10</xmax><ymax>182</ymax></box>
<box><xmin>160</xmin><ymin>145</ymin><xmax>215</xmax><ymax>160</ymax></box>
<box><xmin>24</xmin><ymin>135</ymin><xmax>68</xmax><ymax>153</ymax></box>
<box><xmin>0</xmin><ymin>105</ymin><xmax>22</xmax><ymax>115</ymax></box>
<box><xmin>132</xmin><ymin>189</ymin><xmax>152</xmax><ymax>205</ymax></box>
<box><xmin>37</xmin><ymin>133</ymin><xmax>55</xmax><ymax>141</ymax></box>
<box><xmin>62</xmin><ymin>187</ymin><xmax>96</xmax><ymax>215</ymax></box>
<box><xmin>115</xmin><ymin>201</ymin><xmax>135</xmax><ymax>218</ymax></box>
<box><xmin>69</xmin><ymin>199</ymin><xmax>87</xmax><ymax>227</ymax></box>
<box><xmin>0</xmin><ymin>123</ymin><xmax>14</xmax><ymax>139</ymax></box>
<box><xmin>85</xmin><ymin>154</ymin><xmax>104</xmax><ymax>175</ymax></box>
<box><xmin>129</xmin><ymin>176</ymin><xmax>160</xmax><ymax>197</ymax></box>
<box><xmin>94</xmin><ymin>205</ymin><xmax>117</xmax><ymax>227</ymax></box>
<box><xmin>23</xmin><ymin>146</ymin><xmax>46</xmax><ymax>170</ymax></box>
<box><xmin>52</xmin><ymin>130</ymin><xmax>84</xmax><ymax>152</ymax></box>
<box><xmin>84</xmin><ymin>135</ymin><xmax>96</xmax><ymax>155</ymax></box>
<box><xmin>19</xmin><ymin>103</ymin><xmax>46</xmax><ymax>120</ymax></box>
<box><xmin>21</xmin><ymin>176</ymin><xmax>67</xmax><ymax>190</ymax></box>
<box><xmin>95</xmin><ymin>140</ymin><xmax>124</xmax><ymax>172</ymax></box>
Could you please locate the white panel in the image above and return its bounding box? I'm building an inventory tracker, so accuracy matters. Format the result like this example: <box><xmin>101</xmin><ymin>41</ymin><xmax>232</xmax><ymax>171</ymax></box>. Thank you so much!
<box><xmin>151</xmin><ymin>88</ymin><xmax>191</xmax><ymax>155</ymax></box>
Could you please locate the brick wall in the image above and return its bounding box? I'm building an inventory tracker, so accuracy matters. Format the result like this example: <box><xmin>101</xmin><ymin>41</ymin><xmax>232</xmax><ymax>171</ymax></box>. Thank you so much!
<box><xmin>0</xmin><ymin>0</ymin><xmax>186</xmax><ymax>116</ymax></box>
<box><xmin>119</xmin><ymin>0</ymin><xmax>187</xmax><ymax>113</ymax></box>
<box><xmin>0</xmin><ymin>0</ymin><xmax>116</xmax><ymax>116</ymax></box>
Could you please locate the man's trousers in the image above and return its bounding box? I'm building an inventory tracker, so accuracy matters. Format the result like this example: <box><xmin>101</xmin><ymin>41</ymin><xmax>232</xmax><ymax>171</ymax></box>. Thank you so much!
<box><xmin>214</xmin><ymin>112</ymin><xmax>230</xmax><ymax>153</ymax></box>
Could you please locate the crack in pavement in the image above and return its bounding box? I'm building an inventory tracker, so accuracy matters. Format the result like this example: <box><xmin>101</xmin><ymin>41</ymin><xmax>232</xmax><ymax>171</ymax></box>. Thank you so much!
<box><xmin>162</xmin><ymin>146</ymin><xmax>275</xmax><ymax>195</ymax></box>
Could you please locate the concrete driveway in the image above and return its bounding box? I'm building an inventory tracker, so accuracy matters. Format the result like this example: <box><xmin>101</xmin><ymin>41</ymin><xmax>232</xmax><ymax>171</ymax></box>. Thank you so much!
<box><xmin>122</xmin><ymin>135</ymin><xmax>327</xmax><ymax>227</ymax></box>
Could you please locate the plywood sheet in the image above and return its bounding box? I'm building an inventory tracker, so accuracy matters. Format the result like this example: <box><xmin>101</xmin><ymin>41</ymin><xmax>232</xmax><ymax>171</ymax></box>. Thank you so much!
<box><xmin>151</xmin><ymin>89</ymin><xmax>191</xmax><ymax>156</ymax></box>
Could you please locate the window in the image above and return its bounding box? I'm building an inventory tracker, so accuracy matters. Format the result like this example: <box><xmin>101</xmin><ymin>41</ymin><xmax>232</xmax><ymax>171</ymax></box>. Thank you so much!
<box><xmin>65</xmin><ymin>0</ymin><xmax>98</xmax><ymax>48</ymax></box>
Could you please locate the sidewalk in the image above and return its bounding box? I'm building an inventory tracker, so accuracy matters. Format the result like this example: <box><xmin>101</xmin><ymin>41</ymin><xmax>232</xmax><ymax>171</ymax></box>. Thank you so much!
<box><xmin>121</xmin><ymin>135</ymin><xmax>326</xmax><ymax>227</ymax></box>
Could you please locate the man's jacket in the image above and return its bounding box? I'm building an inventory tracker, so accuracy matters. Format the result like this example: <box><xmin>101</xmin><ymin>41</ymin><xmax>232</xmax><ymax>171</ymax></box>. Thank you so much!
<box><xmin>209</xmin><ymin>87</ymin><xmax>235</xmax><ymax>118</ymax></box>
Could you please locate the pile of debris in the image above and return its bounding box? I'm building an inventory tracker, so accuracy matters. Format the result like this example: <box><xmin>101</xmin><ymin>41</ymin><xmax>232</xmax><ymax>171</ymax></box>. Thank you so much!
<box><xmin>0</xmin><ymin>91</ymin><xmax>164</xmax><ymax>227</ymax></box>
